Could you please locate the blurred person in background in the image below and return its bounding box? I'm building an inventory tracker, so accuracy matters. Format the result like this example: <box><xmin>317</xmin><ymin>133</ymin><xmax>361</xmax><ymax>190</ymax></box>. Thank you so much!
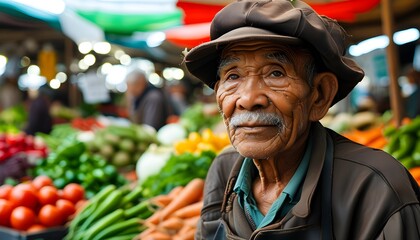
<box><xmin>24</xmin><ymin>84</ymin><xmax>53</xmax><ymax>135</ymax></box>
<box><xmin>125</xmin><ymin>69</ymin><xmax>172</xmax><ymax>130</ymax></box>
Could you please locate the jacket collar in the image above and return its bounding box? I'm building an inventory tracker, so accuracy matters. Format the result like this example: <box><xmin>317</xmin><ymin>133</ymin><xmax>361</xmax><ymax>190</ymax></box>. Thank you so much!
<box><xmin>292</xmin><ymin>122</ymin><xmax>327</xmax><ymax>218</ymax></box>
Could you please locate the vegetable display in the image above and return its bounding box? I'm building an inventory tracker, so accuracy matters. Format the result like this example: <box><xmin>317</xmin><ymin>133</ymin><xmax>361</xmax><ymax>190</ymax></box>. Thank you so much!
<box><xmin>342</xmin><ymin>124</ymin><xmax>388</xmax><ymax>150</ymax></box>
<box><xmin>341</xmin><ymin>114</ymin><xmax>420</xmax><ymax>176</ymax></box>
<box><xmin>0</xmin><ymin>154</ymin><xmax>32</xmax><ymax>185</ymax></box>
<box><xmin>136</xmin><ymin>178</ymin><xmax>205</xmax><ymax>240</ymax></box>
<box><xmin>0</xmin><ymin>133</ymin><xmax>47</xmax><ymax>162</ymax></box>
<box><xmin>383</xmin><ymin>116</ymin><xmax>420</xmax><ymax>169</ymax></box>
<box><xmin>0</xmin><ymin>133</ymin><xmax>48</xmax><ymax>184</ymax></box>
<box><xmin>138</xmin><ymin>128</ymin><xmax>230</xmax><ymax>198</ymax></box>
<box><xmin>86</xmin><ymin>124</ymin><xmax>158</xmax><ymax>167</ymax></box>
<box><xmin>136</xmin><ymin>145</ymin><xmax>173</xmax><ymax>184</ymax></box>
<box><xmin>0</xmin><ymin>176</ymin><xmax>85</xmax><ymax>232</ymax></box>
<box><xmin>65</xmin><ymin>184</ymin><xmax>157</xmax><ymax>240</ymax></box>
<box><xmin>30</xmin><ymin>137</ymin><xmax>127</xmax><ymax>198</ymax></box>
<box><xmin>173</xmin><ymin>128</ymin><xmax>230</xmax><ymax>155</ymax></box>
<box><xmin>140</xmin><ymin>150</ymin><xmax>215</xmax><ymax>199</ymax></box>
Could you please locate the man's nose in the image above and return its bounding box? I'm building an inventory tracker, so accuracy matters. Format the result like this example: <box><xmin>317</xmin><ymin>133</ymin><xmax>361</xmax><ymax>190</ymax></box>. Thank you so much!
<box><xmin>236</xmin><ymin>77</ymin><xmax>270</xmax><ymax>111</ymax></box>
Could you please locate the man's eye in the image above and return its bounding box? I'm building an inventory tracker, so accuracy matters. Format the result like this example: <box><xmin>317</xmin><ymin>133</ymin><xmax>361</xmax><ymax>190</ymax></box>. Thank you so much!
<box><xmin>226</xmin><ymin>74</ymin><xmax>240</xmax><ymax>80</ymax></box>
<box><xmin>270</xmin><ymin>71</ymin><xmax>284</xmax><ymax>77</ymax></box>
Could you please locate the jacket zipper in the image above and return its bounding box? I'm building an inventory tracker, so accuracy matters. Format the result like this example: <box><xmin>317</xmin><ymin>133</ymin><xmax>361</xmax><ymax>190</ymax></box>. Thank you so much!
<box><xmin>244</xmin><ymin>205</ymin><xmax>257</xmax><ymax>230</ymax></box>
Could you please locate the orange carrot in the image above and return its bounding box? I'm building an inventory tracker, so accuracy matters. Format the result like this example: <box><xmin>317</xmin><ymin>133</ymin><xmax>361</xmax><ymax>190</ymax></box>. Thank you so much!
<box><xmin>145</xmin><ymin>210</ymin><xmax>163</xmax><ymax>225</ymax></box>
<box><xmin>142</xmin><ymin>231</ymin><xmax>172</xmax><ymax>240</ymax></box>
<box><xmin>361</xmin><ymin>126</ymin><xmax>384</xmax><ymax>146</ymax></box>
<box><xmin>134</xmin><ymin>225</ymin><xmax>158</xmax><ymax>240</ymax></box>
<box><xmin>173</xmin><ymin>201</ymin><xmax>203</xmax><ymax>219</ymax></box>
<box><xmin>151</xmin><ymin>195</ymin><xmax>173</xmax><ymax>208</ymax></box>
<box><xmin>158</xmin><ymin>178</ymin><xmax>204</xmax><ymax>221</ymax></box>
<box><xmin>367</xmin><ymin>136</ymin><xmax>388</xmax><ymax>149</ymax></box>
<box><xmin>159</xmin><ymin>216</ymin><xmax>184</xmax><ymax>231</ymax></box>
<box><xmin>168</xmin><ymin>186</ymin><xmax>184</xmax><ymax>198</ymax></box>
<box><xmin>173</xmin><ymin>236</ymin><xmax>184</xmax><ymax>240</ymax></box>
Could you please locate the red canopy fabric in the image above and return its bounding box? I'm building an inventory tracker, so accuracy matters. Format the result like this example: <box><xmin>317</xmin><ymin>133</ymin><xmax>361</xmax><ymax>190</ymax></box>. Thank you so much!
<box><xmin>167</xmin><ymin>0</ymin><xmax>381</xmax><ymax>48</ymax></box>
<box><xmin>310</xmin><ymin>0</ymin><xmax>380</xmax><ymax>22</ymax></box>
<box><xmin>176</xmin><ymin>2</ymin><xmax>224</xmax><ymax>25</ymax></box>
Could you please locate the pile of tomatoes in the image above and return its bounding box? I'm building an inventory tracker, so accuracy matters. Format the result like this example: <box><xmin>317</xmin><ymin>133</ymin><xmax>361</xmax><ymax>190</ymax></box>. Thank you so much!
<box><xmin>0</xmin><ymin>175</ymin><xmax>85</xmax><ymax>232</ymax></box>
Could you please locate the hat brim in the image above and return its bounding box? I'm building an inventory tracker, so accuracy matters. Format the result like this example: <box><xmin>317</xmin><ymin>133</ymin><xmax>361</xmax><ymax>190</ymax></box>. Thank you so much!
<box><xmin>185</xmin><ymin>27</ymin><xmax>302</xmax><ymax>89</ymax></box>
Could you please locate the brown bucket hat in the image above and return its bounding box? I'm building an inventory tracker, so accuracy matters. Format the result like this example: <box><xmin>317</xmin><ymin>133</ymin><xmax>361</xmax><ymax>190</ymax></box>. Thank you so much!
<box><xmin>183</xmin><ymin>0</ymin><xmax>365</xmax><ymax>105</ymax></box>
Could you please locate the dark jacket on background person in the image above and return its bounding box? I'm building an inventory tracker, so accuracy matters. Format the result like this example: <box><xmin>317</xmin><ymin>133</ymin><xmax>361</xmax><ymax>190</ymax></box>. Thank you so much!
<box><xmin>24</xmin><ymin>91</ymin><xmax>53</xmax><ymax>136</ymax></box>
<box><xmin>130</xmin><ymin>85</ymin><xmax>172</xmax><ymax>130</ymax></box>
<box><xmin>196</xmin><ymin>122</ymin><xmax>420</xmax><ymax>240</ymax></box>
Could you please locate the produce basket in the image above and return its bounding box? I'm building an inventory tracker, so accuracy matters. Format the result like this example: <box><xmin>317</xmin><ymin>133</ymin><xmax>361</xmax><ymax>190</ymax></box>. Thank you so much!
<box><xmin>0</xmin><ymin>226</ymin><xmax>67</xmax><ymax>240</ymax></box>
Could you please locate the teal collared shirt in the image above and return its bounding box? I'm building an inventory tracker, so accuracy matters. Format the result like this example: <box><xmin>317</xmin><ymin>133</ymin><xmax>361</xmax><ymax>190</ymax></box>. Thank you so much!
<box><xmin>233</xmin><ymin>134</ymin><xmax>313</xmax><ymax>229</ymax></box>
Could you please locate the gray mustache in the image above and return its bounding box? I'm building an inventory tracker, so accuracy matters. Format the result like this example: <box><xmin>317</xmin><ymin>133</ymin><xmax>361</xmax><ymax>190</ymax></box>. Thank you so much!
<box><xmin>229</xmin><ymin>112</ymin><xmax>283</xmax><ymax>128</ymax></box>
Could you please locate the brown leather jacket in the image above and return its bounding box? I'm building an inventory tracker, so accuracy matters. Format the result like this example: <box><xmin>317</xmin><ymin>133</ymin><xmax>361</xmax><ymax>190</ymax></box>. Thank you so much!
<box><xmin>196</xmin><ymin>122</ymin><xmax>420</xmax><ymax>239</ymax></box>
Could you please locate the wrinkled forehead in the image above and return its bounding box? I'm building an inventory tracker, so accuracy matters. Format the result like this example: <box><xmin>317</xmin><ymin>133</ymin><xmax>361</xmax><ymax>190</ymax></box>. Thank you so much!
<box><xmin>219</xmin><ymin>40</ymin><xmax>309</xmax><ymax>68</ymax></box>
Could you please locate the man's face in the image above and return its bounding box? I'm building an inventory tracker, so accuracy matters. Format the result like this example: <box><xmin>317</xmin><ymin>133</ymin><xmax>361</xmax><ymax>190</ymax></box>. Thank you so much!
<box><xmin>126</xmin><ymin>76</ymin><xmax>147</xmax><ymax>97</ymax></box>
<box><xmin>215</xmin><ymin>41</ymin><xmax>314</xmax><ymax>159</ymax></box>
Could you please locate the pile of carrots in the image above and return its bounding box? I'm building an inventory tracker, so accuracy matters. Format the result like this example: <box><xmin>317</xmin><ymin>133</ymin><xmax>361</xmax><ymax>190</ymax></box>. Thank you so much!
<box><xmin>341</xmin><ymin>124</ymin><xmax>388</xmax><ymax>150</ymax></box>
<box><xmin>135</xmin><ymin>178</ymin><xmax>204</xmax><ymax>240</ymax></box>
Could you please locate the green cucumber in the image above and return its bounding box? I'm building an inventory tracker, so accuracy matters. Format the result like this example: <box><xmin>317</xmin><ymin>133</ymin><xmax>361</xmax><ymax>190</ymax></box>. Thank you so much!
<box><xmin>124</xmin><ymin>200</ymin><xmax>154</xmax><ymax>219</ymax></box>
<box><xmin>121</xmin><ymin>185</ymin><xmax>143</xmax><ymax>206</ymax></box>
<box><xmin>79</xmin><ymin>188</ymin><xmax>124</xmax><ymax>231</ymax></box>
<box><xmin>81</xmin><ymin>208</ymin><xmax>125</xmax><ymax>240</ymax></box>
<box><xmin>92</xmin><ymin>217</ymin><xmax>141</xmax><ymax>240</ymax></box>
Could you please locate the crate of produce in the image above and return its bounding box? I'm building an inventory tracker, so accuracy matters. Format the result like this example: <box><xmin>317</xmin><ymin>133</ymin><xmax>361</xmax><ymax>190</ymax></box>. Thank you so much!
<box><xmin>0</xmin><ymin>226</ymin><xmax>67</xmax><ymax>240</ymax></box>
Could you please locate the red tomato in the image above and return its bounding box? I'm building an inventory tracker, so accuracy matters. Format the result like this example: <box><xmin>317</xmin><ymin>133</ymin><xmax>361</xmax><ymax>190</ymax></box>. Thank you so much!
<box><xmin>32</xmin><ymin>175</ymin><xmax>54</xmax><ymax>191</ymax></box>
<box><xmin>38</xmin><ymin>204</ymin><xmax>64</xmax><ymax>227</ymax></box>
<box><xmin>0</xmin><ymin>184</ymin><xmax>13</xmax><ymax>200</ymax></box>
<box><xmin>55</xmin><ymin>199</ymin><xmax>76</xmax><ymax>221</ymax></box>
<box><xmin>0</xmin><ymin>199</ymin><xmax>14</xmax><ymax>226</ymax></box>
<box><xmin>13</xmin><ymin>183</ymin><xmax>37</xmax><ymax>194</ymax></box>
<box><xmin>61</xmin><ymin>183</ymin><xmax>85</xmax><ymax>204</ymax></box>
<box><xmin>38</xmin><ymin>186</ymin><xmax>59</xmax><ymax>206</ymax></box>
<box><xmin>10</xmin><ymin>206</ymin><xmax>37</xmax><ymax>230</ymax></box>
<box><xmin>27</xmin><ymin>224</ymin><xmax>46</xmax><ymax>233</ymax></box>
<box><xmin>9</xmin><ymin>184</ymin><xmax>38</xmax><ymax>210</ymax></box>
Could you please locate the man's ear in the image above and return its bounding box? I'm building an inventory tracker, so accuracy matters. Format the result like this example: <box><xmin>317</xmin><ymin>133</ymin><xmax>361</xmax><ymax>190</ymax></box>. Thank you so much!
<box><xmin>309</xmin><ymin>72</ymin><xmax>338</xmax><ymax>121</ymax></box>
<box><xmin>214</xmin><ymin>80</ymin><xmax>220</xmax><ymax>93</ymax></box>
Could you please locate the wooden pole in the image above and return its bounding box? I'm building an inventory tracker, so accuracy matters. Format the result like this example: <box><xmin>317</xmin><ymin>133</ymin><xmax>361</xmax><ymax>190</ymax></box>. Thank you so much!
<box><xmin>64</xmin><ymin>38</ymin><xmax>79</xmax><ymax>108</ymax></box>
<box><xmin>381</xmin><ymin>0</ymin><xmax>404</xmax><ymax>126</ymax></box>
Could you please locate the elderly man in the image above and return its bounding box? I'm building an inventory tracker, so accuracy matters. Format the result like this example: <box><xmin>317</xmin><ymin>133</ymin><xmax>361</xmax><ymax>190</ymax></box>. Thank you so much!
<box><xmin>184</xmin><ymin>0</ymin><xmax>420</xmax><ymax>239</ymax></box>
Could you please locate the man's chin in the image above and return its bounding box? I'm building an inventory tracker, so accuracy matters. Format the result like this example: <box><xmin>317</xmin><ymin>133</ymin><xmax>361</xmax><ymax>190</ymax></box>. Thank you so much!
<box><xmin>235</xmin><ymin>145</ymin><xmax>275</xmax><ymax>160</ymax></box>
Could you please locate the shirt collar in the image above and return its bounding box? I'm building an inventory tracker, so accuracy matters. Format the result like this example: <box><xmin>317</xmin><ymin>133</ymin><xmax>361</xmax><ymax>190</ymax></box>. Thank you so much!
<box><xmin>234</xmin><ymin>132</ymin><xmax>314</xmax><ymax>198</ymax></box>
<box><xmin>233</xmin><ymin>157</ymin><xmax>255</xmax><ymax>200</ymax></box>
